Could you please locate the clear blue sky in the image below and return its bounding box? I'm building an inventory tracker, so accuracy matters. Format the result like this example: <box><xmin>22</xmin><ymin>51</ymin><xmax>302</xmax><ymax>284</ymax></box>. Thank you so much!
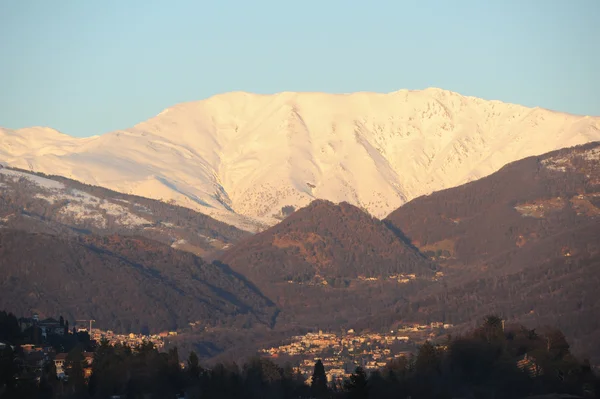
<box><xmin>1</xmin><ymin>0</ymin><xmax>598</xmax><ymax>137</ymax></box>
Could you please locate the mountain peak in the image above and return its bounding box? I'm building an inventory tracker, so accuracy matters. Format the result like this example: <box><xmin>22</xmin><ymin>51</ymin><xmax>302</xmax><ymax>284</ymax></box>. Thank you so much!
<box><xmin>219</xmin><ymin>198</ymin><xmax>436</xmax><ymax>290</ymax></box>
<box><xmin>2</xmin><ymin>89</ymin><xmax>600</xmax><ymax>231</ymax></box>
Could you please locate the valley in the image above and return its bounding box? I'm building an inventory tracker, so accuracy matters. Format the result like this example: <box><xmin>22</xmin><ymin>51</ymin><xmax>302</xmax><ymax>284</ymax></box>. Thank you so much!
<box><xmin>3</xmin><ymin>1</ymin><xmax>599</xmax><ymax>395</ymax></box>
<box><xmin>2</xmin><ymin>141</ymin><xmax>599</xmax><ymax>366</ymax></box>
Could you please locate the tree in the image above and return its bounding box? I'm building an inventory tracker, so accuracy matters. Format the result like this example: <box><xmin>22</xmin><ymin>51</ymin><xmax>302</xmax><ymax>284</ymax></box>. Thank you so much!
<box><xmin>282</xmin><ymin>363</ymin><xmax>307</xmax><ymax>398</ymax></box>
<box><xmin>481</xmin><ymin>314</ymin><xmax>505</xmax><ymax>343</ymax></box>
<box><xmin>38</xmin><ymin>360</ymin><xmax>61</xmax><ymax>399</ymax></box>
<box><xmin>166</xmin><ymin>347</ymin><xmax>184</xmax><ymax>395</ymax></box>
<box><xmin>207</xmin><ymin>362</ymin><xmax>243</xmax><ymax>399</ymax></box>
<box><xmin>0</xmin><ymin>312</ymin><xmax>21</xmax><ymax>343</ymax></box>
<box><xmin>186</xmin><ymin>351</ymin><xmax>203</xmax><ymax>399</ymax></box>
<box><xmin>343</xmin><ymin>366</ymin><xmax>369</xmax><ymax>399</ymax></box>
<box><xmin>187</xmin><ymin>351</ymin><xmax>202</xmax><ymax>380</ymax></box>
<box><xmin>311</xmin><ymin>359</ymin><xmax>328</xmax><ymax>398</ymax></box>
<box><xmin>415</xmin><ymin>341</ymin><xmax>440</xmax><ymax>375</ymax></box>
<box><xmin>0</xmin><ymin>346</ymin><xmax>18</xmax><ymax>396</ymax></box>
<box><xmin>546</xmin><ymin>329</ymin><xmax>570</xmax><ymax>360</ymax></box>
<box><xmin>64</xmin><ymin>345</ymin><xmax>87</xmax><ymax>396</ymax></box>
<box><xmin>88</xmin><ymin>338</ymin><xmax>117</xmax><ymax>398</ymax></box>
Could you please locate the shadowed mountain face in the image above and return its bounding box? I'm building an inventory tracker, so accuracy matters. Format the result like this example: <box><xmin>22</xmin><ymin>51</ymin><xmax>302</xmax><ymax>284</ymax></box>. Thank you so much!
<box><xmin>0</xmin><ymin>174</ymin><xmax>277</xmax><ymax>334</ymax></box>
<box><xmin>218</xmin><ymin>200</ymin><xmax>437</xmax><ymax>329</ymax></box>
<box><xmin>385</xmin><ymin>142</ymin><xmax>600</xmax><ymax>268</ymax></box>
<box><xmin>0</xmin><ymin>229</ymin><xmax>277</xmax><ymax>333</ymax></box>
<box><xmin>385</xmin><ymin>142</ymin><xmax>600</xmax><ymax>361</ymax></box>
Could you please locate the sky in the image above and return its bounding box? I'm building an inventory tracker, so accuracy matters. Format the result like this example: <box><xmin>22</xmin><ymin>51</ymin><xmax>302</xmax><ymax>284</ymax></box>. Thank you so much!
<box><xmin>1</xmin><ymin>0</ymin><xmax>599</xmax><ymax>137</ymax></box>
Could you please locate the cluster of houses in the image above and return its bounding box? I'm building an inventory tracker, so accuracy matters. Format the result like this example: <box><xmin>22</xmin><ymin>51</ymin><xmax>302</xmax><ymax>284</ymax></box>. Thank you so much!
<box><xmin>4</xmin><ymin>315</ymin><xmax>94</xmax><ymax>383</ymax></box>
<box><xmin>19</xmin><ymin>344</ymin><xmax>94</xmax><ymax>381</ymax></box>
<box><xmin>261</xmin><ymin>323</ymin><xmax>454</xmax><ymax>383</ymax></box>
<box><xmin>5</xmin><ymin>314</ymin><xmax>180</xmax><ymax>389</ymax></box>
<box><xmin>8</xmin><ymin>313</ymin><xmax>174</xmax><ymax>385</ymax></box>
<box><xmin>90</xmin><ymin>328</ymin><xmax>167</xmax><ymax>350</ymax></box>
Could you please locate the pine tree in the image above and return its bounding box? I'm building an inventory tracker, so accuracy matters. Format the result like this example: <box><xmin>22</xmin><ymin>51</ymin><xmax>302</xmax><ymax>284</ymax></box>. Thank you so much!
<box><xmin>415</xmin><ymin>341</ymin><xmax>440</xmax><ymax>375</ymax></box>
<box><xmin>0</xmin><ymin>346</ymin><xmax>19</xmax><ymax>396</ymax></box>
<box><xmin>64</xmin><ymin>345</ymin><xmax>87</xmax><ymax>396</ymax></box>
<box><xmin>311</xmin><ymin>359</ymin><xmax>328</xmax><ymax>398</ymax></box>
<box><xmin>187</xmin><ymin>351</ymin><xmax>202</xmax><ymax>380</ymax></box>
<box><xmin>546</xmin><ymin>329</ymin><xmax>570</xmax><ymax>359</ymax></box>
<box><xmin>482</xmin><ymin>314</ymin><xmax>505</xmax><ymax>343</ymax></box>
<box><xmin>343</xmin><ymin>366</ymin><xmax>369</xmax><ymax>399</ymax></box>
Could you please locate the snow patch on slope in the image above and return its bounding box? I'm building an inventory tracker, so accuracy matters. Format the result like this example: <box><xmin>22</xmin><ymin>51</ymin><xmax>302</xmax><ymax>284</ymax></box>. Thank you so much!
<box><xmin>2</xmin><ymin>168</ymin><xmax>151</xmax><ymax>229</ymax></box>
<box><xmin>0</xmin><ymin>168</ymin><xmax>65</xmax><ymax>190</ymax></box>
<box><xmin>541</xmin><ymin>145</ymin><xmax>600</xmax><ymax>173</ymax></box>
<box><xmin>35</xmin><ymin>191</ymin><xmax>152</xmax><ymax>228</ymax></box>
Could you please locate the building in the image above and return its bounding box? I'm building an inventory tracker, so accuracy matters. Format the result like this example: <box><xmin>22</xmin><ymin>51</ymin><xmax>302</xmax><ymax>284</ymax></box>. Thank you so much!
<box><xmin>38</xmin><ymin>318</ymin><xmax>65</xmax><ymax>338</ymax></box>
<box><xmin>517</xmin><ymin>354</ymin><xmax>544</xmax><ymax>377</ymax></box>
<box><xmin>83</xmin><ymin>352</ymin><xmax>94</xmax><ymax>366</ymax></box>
<box><xmin>54</xmin><ymin>352</ymin><xmax>94</xmax><ymax>379</ymax></box>
<box><xmin>54</xmin><ymin>353</ymin><xmax>68</xmax><ymax>379</ymax></box>
<box><xmin>18</xmin><ymin>314</ymin><xmax>38</xmax><ymax>332</ymax></box>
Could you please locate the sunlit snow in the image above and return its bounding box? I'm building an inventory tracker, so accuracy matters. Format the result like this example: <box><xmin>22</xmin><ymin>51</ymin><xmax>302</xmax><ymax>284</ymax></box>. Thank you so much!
<box><xmin>2</xmin><ymin>88</ymin><xmax>600</xmax><ymax>231</ymax></box>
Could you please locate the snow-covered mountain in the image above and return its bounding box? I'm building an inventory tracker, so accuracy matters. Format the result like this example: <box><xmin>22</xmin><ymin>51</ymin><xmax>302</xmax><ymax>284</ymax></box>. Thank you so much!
<box><xmin>2</xmin><ymin>88</ymin><xmax>600</xmax><ymax>230</ymax></box>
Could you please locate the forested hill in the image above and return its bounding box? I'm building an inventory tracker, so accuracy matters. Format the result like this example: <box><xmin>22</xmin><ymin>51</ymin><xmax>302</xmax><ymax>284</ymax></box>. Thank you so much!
<box><xmin>0</xmin><ymin>228</ymin><xmax>277</xmax><ymax>334</ymax></box>
<box><xmin>220</xmin><ymin>199</ymin><xmax>436</xmax><ymax>288</ymax></box>
<box><xmin>384</xmin><ymin>141</ymin><xmax>600</xmax><ymax>362</ymax></box>
<box><xmin>386</xmin><ymin>141</ymin><xmax>600</xmax><ymax>267</ymax></box>
<box><xmin>217</xmin><ymin>199</ymin><xmax>437</xmax><ymax>330</ymax></box>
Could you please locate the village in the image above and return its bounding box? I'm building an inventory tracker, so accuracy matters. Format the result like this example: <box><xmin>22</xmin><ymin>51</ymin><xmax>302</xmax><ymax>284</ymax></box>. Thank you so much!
<box><xmin>260</xmin><ymin>321</ymin><xmax>454</xmax><ymax>383</ymax></box>
<box><xmin>3</xmin><ymin>310</ymin><xmax>600</xmax><ymax>397</ymax></box>
<box><xmin>5</xmin><ymin>314</ymin><xmax>168</xmax><ymax>383</ymax></box>
<box><xmin>89</xmin><ymin>327</ymin><xmax>168</xmax><ymax>350</ymax></box>
<box><xmin>7</xmin><ymin>312</ymin><xmax>454</xmax><ymax>385</ymax></box>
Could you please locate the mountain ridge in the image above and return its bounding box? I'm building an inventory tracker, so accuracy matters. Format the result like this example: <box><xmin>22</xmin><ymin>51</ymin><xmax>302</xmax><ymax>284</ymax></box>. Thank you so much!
<box><xmin>0</xmin><ymin>166</ymin><xmax>249</xmax><ymax>257</ymax></box>
<box><xmin>2</xmin><ymin>88</ymin><xmax>600</xmax><ymax>231</ymax></box>
<box><xmin>383</xmin><ymin>141</ymin><xmax>600</xmax><ymax>362</ymax></box>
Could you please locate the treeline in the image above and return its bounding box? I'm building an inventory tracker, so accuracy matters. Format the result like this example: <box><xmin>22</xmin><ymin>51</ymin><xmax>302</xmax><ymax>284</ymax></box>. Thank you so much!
<box><xmin>1</xmin><ymin>339</ymin><xmax>310</xmax><ymax>399</ymax></box>
<box><xmin>332</xmin><ymin>316</ymin><xmax>599</xmax><ymax>399</ymax></box>
<box><xmin>2</xmin><ymin>315</ymin><xmax>599</xmax><ymax>398</ymax></box>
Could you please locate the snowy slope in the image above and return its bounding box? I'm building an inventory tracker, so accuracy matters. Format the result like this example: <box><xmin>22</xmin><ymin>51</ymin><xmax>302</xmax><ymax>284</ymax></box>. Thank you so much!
<box><xmin>2</xmin><ymin>88</ymin><xmax>600</xmax><ymax>230</ymax></box>
<box><xmin>0</xmin><ymin>167</ymin><xmax>151</xmax><ymax>228</ymax></box>
<box><xmin>0</xmin><ymin>166</ymin><xmax>249</xmax><ymax>256</ymax></box>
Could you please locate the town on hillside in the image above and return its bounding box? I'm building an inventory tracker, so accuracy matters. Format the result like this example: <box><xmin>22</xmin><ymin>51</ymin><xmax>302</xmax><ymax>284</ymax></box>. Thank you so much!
<box><xmin>5</xmin><ymin>311</ymin><xmax>453</xmax><ymax>386</ymax></box>
<box><xmin>1</xmin><ymin>313</ymin><xmax>169</xmax><ymax>384</ymax></box>
<box><xmin>1</xmin><ymin>309</ymin><xmax>599</xmax><ymax>398</ymax></box>
<box><xmin>260</xmin><ymin>322</ymin><xmax>453</xmax><ymax>383</ymax></box>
